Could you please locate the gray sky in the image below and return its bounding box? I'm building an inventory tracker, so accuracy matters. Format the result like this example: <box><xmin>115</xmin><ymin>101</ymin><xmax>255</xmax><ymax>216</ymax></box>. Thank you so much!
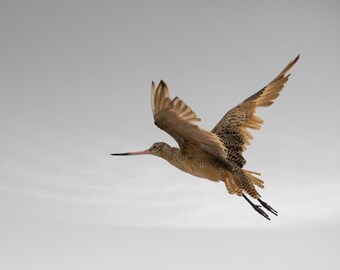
<box><xmin>1</xmin><ymin>0</ymin><xmax>340</xmax><ymax>269</ymax></box>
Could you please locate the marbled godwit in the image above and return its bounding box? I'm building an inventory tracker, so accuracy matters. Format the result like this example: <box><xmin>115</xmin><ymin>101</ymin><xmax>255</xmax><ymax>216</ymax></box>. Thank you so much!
<box><xmin>112</xmin><ymin>55</ymin><xmax>299</xmax><ymax>220</ymax></box>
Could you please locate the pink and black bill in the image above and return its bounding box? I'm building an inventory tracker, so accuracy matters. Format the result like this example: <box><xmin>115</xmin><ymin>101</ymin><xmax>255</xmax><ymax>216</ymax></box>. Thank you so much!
<box><xmin>110</xmin><ymin>150</ymin><xmax>150</xmax><ymax>156</ymax></box>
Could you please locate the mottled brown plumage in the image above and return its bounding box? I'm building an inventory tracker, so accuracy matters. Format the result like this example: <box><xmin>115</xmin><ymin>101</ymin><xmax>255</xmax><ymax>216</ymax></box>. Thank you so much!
<box><xmin>112</xmin><ymin>55</ymin><xmax>299</xmax><ymax>220</ymax></box>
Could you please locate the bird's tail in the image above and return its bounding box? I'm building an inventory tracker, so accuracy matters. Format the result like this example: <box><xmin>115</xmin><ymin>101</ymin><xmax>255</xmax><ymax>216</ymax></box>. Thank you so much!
<box><xmin>243</xmin><ymin>169</ymin><xmax>265</xmax><ymax>189</ymax></box>
<box><xmin>224</xmin><ymin>168</ymin><xmax>265</xmax><ymax>199</ymax></box>
<box><xmin>231</xmin><ymin>168</ymin><xmax>265</xmax><ymax>199</ymax></box>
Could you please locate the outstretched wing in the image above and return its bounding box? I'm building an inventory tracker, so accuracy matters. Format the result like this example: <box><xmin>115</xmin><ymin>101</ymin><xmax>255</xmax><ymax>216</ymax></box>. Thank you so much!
<box><xmin>151</xmin><ymin>80</ymin><xmax>226</xmax><ymax>160</ymax></box>
<box><xmin>211</xmin><ymin>55</ymin><xmax>300</xmax><ymax>167</ymax></box>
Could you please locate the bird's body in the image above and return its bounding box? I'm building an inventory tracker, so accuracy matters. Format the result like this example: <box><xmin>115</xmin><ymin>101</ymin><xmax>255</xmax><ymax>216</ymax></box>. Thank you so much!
<box><xmin>112</xmin><ymin>55</ymin><xmax>299</xmax><ymax>220</ymax></box>
<box><xmin>157</xmin><ymin>144</ymin><xmax>225</xmax><ymax>181</ymax></box>
<box><xmin>150</xmin><ymin>142</ymin><xmax>262</xmax><ymax>197</ymax></box>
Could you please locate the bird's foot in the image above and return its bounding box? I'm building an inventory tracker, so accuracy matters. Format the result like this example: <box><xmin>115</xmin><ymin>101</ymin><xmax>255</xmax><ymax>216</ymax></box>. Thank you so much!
<box><xmin>258</xmin><ymin>198</ymin><xmax>278</xmax><ymax>216</ymax></box>
<box><xmin>252</xmin><ymin>204</ymin><xmax>270</xmax><ymax>220</ymax></box>
<box><xmin>242</xmin><ymin>194</ymin><xmax>270</xmax><ymax>220</ymax></box>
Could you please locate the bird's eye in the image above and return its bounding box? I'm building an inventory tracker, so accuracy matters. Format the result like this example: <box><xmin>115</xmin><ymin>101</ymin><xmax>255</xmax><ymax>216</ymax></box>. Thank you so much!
<box><xmin>152</xmin><ymin>145</ymin><xmax>157</xmax><ymax>149</ymax></box>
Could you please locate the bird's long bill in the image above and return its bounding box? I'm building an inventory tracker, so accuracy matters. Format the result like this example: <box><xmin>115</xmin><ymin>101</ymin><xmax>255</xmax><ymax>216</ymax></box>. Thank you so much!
<box><xmin>110</xmin><ymin>150</ymin><xmax>150</xmax><ymax>156</ymax></box>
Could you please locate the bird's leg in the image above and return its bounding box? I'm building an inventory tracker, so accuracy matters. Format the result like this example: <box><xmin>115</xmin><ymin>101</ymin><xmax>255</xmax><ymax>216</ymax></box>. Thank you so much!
<box><xmin>258</xmin><ymin>198</ymin><xmax>278</xmax><ymax>216</ymax></box>
<box><xmin>242</xmin><ymin>194</ymin><xmax>270</xmax><ymax>220</ymax></box>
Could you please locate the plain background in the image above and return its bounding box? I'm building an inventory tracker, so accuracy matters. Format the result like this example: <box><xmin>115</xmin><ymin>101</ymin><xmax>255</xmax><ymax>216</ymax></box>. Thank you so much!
<box><xmin>1</xmin><ymin>0</ymin><xmax>339</xmax><ymax>269</ymax></box>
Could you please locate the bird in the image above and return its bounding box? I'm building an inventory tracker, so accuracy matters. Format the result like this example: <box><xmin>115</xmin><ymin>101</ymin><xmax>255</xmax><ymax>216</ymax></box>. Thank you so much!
<box><xmin>112</xmin><ymin>55</ymin><xmax>299</xmax><ymax>220</ymax></box>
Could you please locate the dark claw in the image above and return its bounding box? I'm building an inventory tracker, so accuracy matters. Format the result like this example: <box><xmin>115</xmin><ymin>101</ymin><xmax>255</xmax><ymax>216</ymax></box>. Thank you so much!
<box><xmin>258</xmin><ymin>198</ymin><xmax>278</xmax><ymax>216</ymax></box>
<box><xmin>242</xmin><ymin>194</ymin><xmax>271</xmax><ymax>220</ymax></box>
<box><xmin>252</xmin><ymin>204</ymin><xmax>270</xmax><ymax>220</ymax></box>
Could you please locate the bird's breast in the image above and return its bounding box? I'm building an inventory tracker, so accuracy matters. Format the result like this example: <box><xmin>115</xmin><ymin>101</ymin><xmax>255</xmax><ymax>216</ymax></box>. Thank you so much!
<box><xmin>169</xmin><ymin>157</ymin><xmax>223</xmax><ymax>182</ymax></box>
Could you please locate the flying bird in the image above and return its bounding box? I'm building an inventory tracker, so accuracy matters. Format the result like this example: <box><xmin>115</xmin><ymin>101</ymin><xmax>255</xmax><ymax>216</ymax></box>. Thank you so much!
<box><xmin>112</xmin><ymin>55</ymin><xmax>299</xmax><ymax>220</ymax></box>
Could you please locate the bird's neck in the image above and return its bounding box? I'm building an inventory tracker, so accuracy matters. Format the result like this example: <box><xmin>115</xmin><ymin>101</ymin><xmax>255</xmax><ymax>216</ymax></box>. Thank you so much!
<box><xmin>159</xmin><ymin>146</ymin><xmax>180</xmax><ymax>164</ymax></box>
<box><xmin>159</xmin><ymin>147</ymin><xmax>194</xmax><ymax>176</ymax></box>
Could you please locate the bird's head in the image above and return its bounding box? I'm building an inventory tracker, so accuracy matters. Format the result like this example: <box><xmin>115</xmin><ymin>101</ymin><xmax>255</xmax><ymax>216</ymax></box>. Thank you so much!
<box><xmin>111</xmin><ymin>142</ymin><xmax>170</xmax><ymax>158</ymax></box>
<box><xmin>147</xmin><ymin>142</ymin><xmax>170</xmax><ymax>157</ymax></box>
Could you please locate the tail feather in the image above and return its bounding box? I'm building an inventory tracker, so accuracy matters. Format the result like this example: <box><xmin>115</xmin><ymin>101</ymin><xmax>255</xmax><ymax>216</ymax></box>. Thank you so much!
<box><xmin>224</xmin><ymin>169</ymin><xmax>265</xmax><ymax>199</ymax></box>
<box><xmin>243</xmin><ymin>169</ymin><xmax>265</xmax><ymax>189</ymax></box>
<box><xmin>232</xmin><ymin>167</ymin><xmax>260</xmax><ymax>198</ymax></box>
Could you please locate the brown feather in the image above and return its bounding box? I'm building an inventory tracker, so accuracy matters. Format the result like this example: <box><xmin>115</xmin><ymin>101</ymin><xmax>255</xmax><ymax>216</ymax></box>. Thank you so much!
<box><xmin>147</xmin><ymin>55</ymin><xmax>299</xmax><ymax>200</ymax></box>
<box><xmin>151</xmin><ymin>80</ymin><xmax>227</xmax><ymax>161</ymax></box>
<box><xmin>212</xmin><ymin>55</ymin><xmax>299</xmax><ymax>167</ymax></box>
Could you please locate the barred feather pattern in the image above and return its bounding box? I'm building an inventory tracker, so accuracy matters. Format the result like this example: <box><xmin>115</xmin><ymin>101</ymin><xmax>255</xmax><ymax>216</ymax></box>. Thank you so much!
<box><xmin>213</xmin><ymin>55</ymin><xmax>299</xmax><ymax>197</ymax></box>
<box><xmin>243</xmin><ymin>169</ymin><xmax>265</xmax><ymax>188</ymax></box>
<box><xmin>147</xmin><ymin>56</ymin><xmax>299</xmax><ymax>200</ymax></box>
<box><xmin>233</xmin><ymin>167</ymin><xmax>260</xmax><ymax>198</ymax></box>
